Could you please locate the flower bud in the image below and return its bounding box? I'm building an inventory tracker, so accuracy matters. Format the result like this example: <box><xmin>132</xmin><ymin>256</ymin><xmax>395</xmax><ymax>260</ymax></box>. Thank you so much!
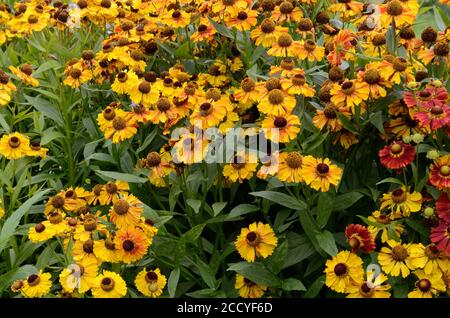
<box><xmin>426</xmin><ymin>149</ymin><xmax>440</xmax><ymax>160</ymax></box>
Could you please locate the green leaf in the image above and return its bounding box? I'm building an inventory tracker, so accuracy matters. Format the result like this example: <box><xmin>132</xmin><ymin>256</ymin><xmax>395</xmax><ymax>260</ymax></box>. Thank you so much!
<box><xmin>266</xmin><ymin>240</ymin><xmax>288</xmax><ymax>274</ymax></box>
<box><xmin>207</xmin><ymin>16</ymin><xmax>233</xmax><ymax>38</ymax></box>
<box><xmin>369</xmin><ymin>111</ymin><xmax>384</xmax><ymax>133</ymax></box>
<box><xmin>183</xmin><ymin>224</ymin><xmax>205</xmax><ymax>242</ymax></box>
<box><xmin>302</xmin><ymin>130</ymin><xmax>329</xmax><ymax>153</ymax></box>
<box><xmin>333</xmin><ymin>192</ymin><xmax>363</xmax><ymax>211</ymax></box>
<box><xmin>227</xmin><ymin>262</ymin><xmax>281</xmax><ymax>287</ymax></box>
<box><xmin>386</xmin><ymin>25</ymin><xmax>397</xmax><ymax>54</ymax></box>
<box><xmin>304</xmin><ymin>275</ymin><xmax>325</xmax><ymax>298</ymax></box>
<box><xmin>282</xmin><ymin>278</ymin><xmax>306</xmax><ymax>291</ymax></box>
<box><xmin>226</xmin><ymin>204</ymin><xmax>259</xmax><ymax>219</ymax></box>
<box><xmin>212</xmin><ymin>202</ymin><xmax>227</xmax><ymax>217</ymax></box>
<box><xmin>0</xmin><ymin>189</ymin><xmax>51</xmax><ymax>253</ymax></box>
<box><xmin>433</xmin><ymin>7</ymin><xmax>446</xmax><ymax>31</ymax></box>
<box><xmin>316</xmin><ymin>192</ymin><xmax>335</xmax><ymax>229</ymax></box>
<box><xmin>336</xmin><ymin>112</ymin><xmax>359</xmax><ymax>134</ymax></box>
<box><xmin>298</xmin><ymin>210</ymin><xmax>326</xmax><ymax>257</ymax></box>
<box><xmin>193</xmin><ymin>257</ymin><xmax>217</xmax><ymax>290</ymax></box>
<box><xmin>315</xmin><ymin>231</ymin><xmax>338</xmax><ymax>257</ymax></box>
<box><xmin>94</xmin><ymin>170</ymin><xmax>148</xmax><ymax>183</ymax></box>
<box><xmin>250</xmin><ymin>191</ymin><xmax>307</xmax><ymax>211</ymax></box>
<box><xmin>168</xmin><ymin>267</ymin><xmax>180</xmax><ymax>298</ymax></box>
<box><xmin>376</xmin><ymin>177</ymin><xmax>404</xmax><ymax>186</ymax></box>
<box><xmin>186</xmin><ymin>199</ymin><xmax>202</xmax><ymax>214</ymax></box>
<box><xmin>249</xmin><ymin>45</ymin><xmax>266</xmax><ymax>65</ymax></box>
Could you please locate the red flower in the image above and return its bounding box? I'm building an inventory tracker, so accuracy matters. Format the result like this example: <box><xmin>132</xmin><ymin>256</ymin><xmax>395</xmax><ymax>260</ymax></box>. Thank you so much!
<box><xmin>345</xmin><ymin>224</ymin><xmax>376</xmax><ymax>253</ymax></box>
<box><xmin>429</xmin><ymin>155</ymin><xmax>450</xmax><ymax>190</ymax></box>
<box><xmin>414</xmin><ymin>102</ymin><xmax>450</xmax><ymax>131</ymax></box>
<box><xmin>436</xmin><ymin>193</ymin><xmax>450</xmax><ymax>223</ymax></box>
<box><xmin>430</xmin><ymin>221</ymin><xmax>450</xmax><ymax>254</ymax></box>
<box><xmin>403</xmin><ymin>86</ymin><xmax>448</xmax><ymax>109</ymax></box>
<box><xmin>378</xmin><ymin>141</ymin><xmax>415</xmax><ymax>170</ymax></box>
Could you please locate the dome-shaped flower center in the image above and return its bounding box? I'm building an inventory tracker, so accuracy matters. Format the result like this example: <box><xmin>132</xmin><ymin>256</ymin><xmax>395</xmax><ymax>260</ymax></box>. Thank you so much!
<box><xmin>199</xmin><ymin>102</ymin><xmax>213</xmax><ymax>116</ymax></box>
<box><xmin>431</xmin><ymin>106</ymin><xmax>444</xmax><ymax>115</ymax></box>
<box><xmin>237</xmin><ymin>11</ymin><xmax>248</xmax><ymax>20</ymax></box>
<box><xmin>324</xmin><ymin>107</ymin><xmax>337</xmax><ymax>119</ymax></box>
<box><xmin>68</xmin><ymin>218</ymin><xmax>78</xmax><ymax>227</ymax></box>
<box><xmin>279</xmin><ymin>1</ymin><xmax>293</xmax><ymax>14</ymax></box>
<box><xmin>117</xmin><ymin>72</ymin><xmax>128</xmax><ymax>83</ymax></box>
<box><xmin>391</xmin><ymin>245</ymin><xmax>408</xmax><ymax>261</ymax></box>
<box><xmin>112</xmin><ymin>117</ymin><xmax>127</xmax><ymax>130</ymax></box>
<box><xmin>241</xmin><ymin>78</ymin><xmax>256</xmax><ymax>92</ymax></box>
<box><xmin>292</xmin><ymin>74</ymin><xmax>306</xmax><ymax>86</ymax></box>
<box><xmin>138</xmin><ymin>81</ymin><xmax>151</xmax><ymax>94</ymax></box>
<box><xmin>425</xmin><ymin>245</ymin><xmax>439</xmax><ymax>259</ymax></box>
<box><xmin>390</xmin><ymin>143</ymin><xmax>403</xmax><ymax>154</ymax></box>
<box><xmin>341</xmin><ymin>81</ymin><xmax>355</xmax><ymax>95</ymax></box>
<box><xmin>114</xmin><ymin>199</ymin><xmax>130</xmax><ymax>215</ymax></box>
<box><xmin>393</xmin><ymin>58</ymin><xmax>407</xmax><ymax>72</ymax></box>
<box><xmin>49</xmin><ymin>211</ymin><xmax>63</xmax><ymax>224</ymax></box>
<box><xmin>387</xmin><ymin>0</ymin><xmax>403</xmax><ymax>16</ymax></box>
<box><xmin>297</xmin><ymin>18</ymin><xmax>313</xmax><ymax>31</ymax></box>
<box><xmin>122</xmin><ymin>239</ymin><xmax>135</xmax><ymax>252</ymax></box>
<box><xmin>35</xmin><ymin>223</ymin><xmax>46</xmax><ymax>233</ymax></box>
<box><xmin>278</xmin><ymin>34</ymin><xmax>293</xmax><ymax>47</ymax></box>
<box><xmin>70</xmin><ymin>68</ymin><xmax>82</xmax><ymax>79</ymax></box>
<box><xmin>83</xmin><ymin>218</ymin><xmax>97</xmax><ymax>231</ymax></box>
<box><xmin>261</xmin><ymin>19</ymin><xmax>275</xmax><ymax>33</ymax></box>
<box><xmin>304</xmin><ymin>40</ymin><xmax>316</xmax><ymax>51</ymax></box>
<box><xmin>8</xmin><ymin>136</ymin><xmax>20</xmax><ymax>148</ymax></box>
<box><xmin>105</xmin><ymin>182</ymin><xmax>118</xmax><ymax>194</ymax></box>
<box><xmin>360</xmin><ymin>283</ymin><xmax>374</xmax><ymax>297</ymax></box>
<box><xmin>231</xmin><ymin>155</ymin><xmax>246</xmax><ymax>170</ymax></box>
<box><xmin>101</xmin><ymin>277</ymin><xmax>115</xmax><ymax>291</ymax></box>
<box><xmin>316</xmin><ymin>163</ymin><xmax>330</xmax><ymax>175</ymax></box>
<box><xmin>439</xmin><ymin>165</ymin><xmax>450</xmax><ymax>176</ymax></box>
<box><xmin>274</xmin><ymin>116</ymin><xmax>287</xmax><ymax>128</ymax></box>
<box><xmin>364</xmin><ymin>69</ymin><xmax>381</xmax><ymax>84</ymax></box>
<box><xmin>28</xmin><ymin>15</ymin><xmax>38</xmax><ymax>24</ymax></box>
<box><xmin>103</xmin><ymin>107</ymin><xmax>116</xmax><ymax>121</ymax></box>
<box><xmin>418</xmin><ymin>279</ymin><xmax>431</xmax><ymax>292</ymax></box>
<box><xmin>172</xmin><ymin>10</ymin><xmax>181</xmax><ymax>19</ymax></box>
<box><xmin>246</xmin><ymin>231</ymin><xmax>260</xmax><ymax>246</ymax></box>
<box><xmin>198</xmin><ymin>24</ymin><xmax>207</xmax><ymax>32</ymax></box>
<box><xmin>286</xmin><ymin>152</ymin><xmax>302</xmax><ymax>169</ymax></box>
<box><xmin>391</xmin><ymin>188</ymin><xmax>406</xmax><ymax>203</ymax></box>
<box><xmin>348</xmin><ymin>237</ymin><xmax>360</xmax><ymax>249</ymax></box>
<box><xmin>51</xmin><ymin>195</ymin><xmax>65</xmax><ymax>209</ymax></box>
<box><xmin>265</xmin><ymin>78</ymin><xmax>281</xmax><ymax>91</ymax></box>
<box><xmin>372</xmin><ymin>34</ymin><xmax>386</xmax><ymax>46</ymax></box>
<box><xmin>333</xmin><ymin>263</ymin><xmax>347</xmax><ymax>276</ymax></box>
<box><xmin>146</xmin><ymin>152</ymin><xmax>161</xmax><ymax>167</ymax></box>
<box><xmin>82</xmin><ymin>240</ymin><xmax>94</xmax><ymax>254</ymax></box>
<box><xmin>280</xmin><ymin>58</ymin><xmax>294</xmax><ymax>70</ymax></box>
<box><xmin>268</xmin><ymin>89</ymin><xmax>285</xmax><ymax>105</ymax></box>
<box><xmin>20</xmin><ymin>64</ymin><xmax>33</xmax><ymax>76</ymax></box>
<box><xmin>27</xmin><ymin>274</ymin><xmax>40</xmax><ymax>286</ymax></box>
<box><xmin>156</xmin><ymin>97</ymin><xmax>171</xmax><ymax>112</ymax></box>
<box><xmin>145</xmin><ymin>271</ymin><xmax>158</xmax><ymax>283</ymax></box>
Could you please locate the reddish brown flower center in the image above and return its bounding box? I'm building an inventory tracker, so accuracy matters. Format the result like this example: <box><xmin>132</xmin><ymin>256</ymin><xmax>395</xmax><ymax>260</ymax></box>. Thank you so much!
<box><xmin>138</xmin><ymin>81</ymin><xmax>151</xmax><ymax>94</ymax></box>
<box><xmin>35</xmin><ymin>223</ymin><xmax>46</xmax><ymax>233</ymax></box>
<box><xmin>286</xmin><ymin>152</ymin><xmax>302</xmax><ymax>169</ymax></box>
<box><xmin>418</xmin><ymin>279</ymin><xmax>431</xmax><ymax>292</ymax></box>
<box><xmin>387</xmin><ymin>0</ymin><xmax>403</xmax><ymax>16</ymax></box>
<box><xmin>316</xmin><ymin>163</ymin><xmax>330</xmax><ymax>175</ymax></box>
<box><xmin>82</xmin><ymin>240</ymin><xmax>94</xmax><ymax>254</ymax></box>
<box><xmin>52</xmin><ymin>195</ymin><xmax>65</xmax><ymax>209</ymax></box>
<box><xmin>279</xmin><ymin>1</ymin><xmax>293</xmax><ymax>14</ymax></box>
<box><xmin>237</xmin><ymin>11</ymin><xmax>248</xmax><ymax>20</ymax></box>
<box><xmin>122</xmin><ymin>240</ymin><xmax>135</xmax><ymax>252</ymax></box>
<box><xmin>101</xmin><ymin>277</ymin><xmax>115</xmax><ymax>291</ymax></box>
<box><xmin>391</xmin><ymin>245</ymin><xmax>408</xmax><ymax>261</ymax></box>
<box><xmin>391</xmin><ymin>188</ymin><xmax>406</xmax><ymax>203</ymax></box>
<box><xmin>334</xmin><ymin>263</ymin><xmax>347</xmax><ymax>276</ymax></box>
<box><xmin>341</xmin><ymin>81</ymin><xmax>355</xmax><ymax>95</ymax></box>
<box><xmin>278</xmin><ymin>34</ymin><xmax>293</xmax><ymax>47</ymax></box>
<box><xmin>246</xmin><ymin>231</ymin><xmax>260</xmax><ymax>246</ymax></box>
<box><xmin>114</xmin><ymin>199</ymin><xmax>130</xmax><ymax>215</ymax></box>
<box><xmin>8</xmin><ymin>136</ymin><xmax>20</xmax><ymax>148</ymax></box>
<box><xmin>274</xmin><ymin>116</ymin><xmax>287</xmax><ymax>128</ymax></box>
<box><xmin>268</xmin><ymin>89</ymin><xmax>285</xmax><ymax>105</ymax></box>
<box><xmin>103</xmin><ymin>108</ymin><xmax>116</xmax><ymax>121</ymax></box>
<box><xmin>27</xmin><ymin>274</ymin><xmax>40</xmax><ymax>286</ymax></box>
<box><xmin>431</xmin><ymin>106</ymin><xmax>444</xmax><ymax>115</ymax></box>
<box><xmin>145</xmin><ymin>271</ymin><xmax>158</xmax><ymax>282</ymax></box>
<box><xmin>112</xmin><ymin>117</ymin><xmax>127</xmax><ymax>130</ymax></box>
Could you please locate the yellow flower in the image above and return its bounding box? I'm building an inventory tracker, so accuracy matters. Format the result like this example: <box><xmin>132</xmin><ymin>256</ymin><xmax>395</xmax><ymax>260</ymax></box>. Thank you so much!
<box><xmin>93</xmin><ymin>236</ymin><xmax>120</xmax><ymax>263</ymax></box>
<box><xmin>225</xmin><ymin>8</ymin><xmax>258</xmax><ymax>31</ymax></box>
<box><xmin>280</xmin><ymin>73</ymin><xmax>315</xmax><ymax>97</ymax></box>
<box><xmin>324</xmin><ymin>251</ymin><xmax>364</xmax><ymax>293</ymax></box>
<box><xmin>129</xmin><ymin>80</ymin><xmax>160</xmax><ymax>107</ymax></box>
<box><xmin>46</xmin><ymin>211</ymin><xmax>69</xmax><ymax>236</ymax></box>
<box><xmin>235</xmin><ymin>222</ymin><xmax>278</xmax><ymax>262</ymax></box>
<box><xmin>296</xmin><ymin>40</ymin><xmax>325</xmax><ymax>62</ymax></box>
<box><xmin>9</xmin><ymin>64</ymin><xmax>39</xmax><ymax>87</ymax></box>
<box><xmin>346</xmin><ymin>271</ymin><xmax>391</xmax><ymax>298</ymax></box>
<box><xmin>277</xmin><ymin>152</ymin><xmax>304</xmax><ymax>183</ymax></box>
<box><xmin>59</xmin><ymin>262</ymin><xmax>98</xmax><ymax>294</ymax></box>
<box><xmin>257</xmin><ymin>152</ymin><xmax>280</xmax><ymax>180</ymax></box>
<box><xmin>378</xmin><ymin>240</ymin><xmax>416</xmax><ymax>278</ymax></box>
<box><xmin>109</xmin><ymin>193</ymin><xmax>143</xmax><ymax>228</ymax></box>
<box><xmin>258</xmin><ymin>89</ymin><xmax>296</xmax><ymax>116</ymax></box>
<box><xmin>251</xmin><ymin>19</ymin><xmax>288</xmax><ymax>48</ymax></box>
<box><xmin>368</xmin><ymin>210</ymin><xmax>405</xmax><ymax>243</ymax></box>
<box><xmin>330</xmin><ymin>80</ymin><xmax>369</xmax><ymax>113</ymax></box>
<box><xmin>0</xmin><ymin>132</ymin><xmax>31</xmax><ymax>160</ymax></box>
<box><xmin>235</xmin><ymin>274</ymin><xmax>267</xmax><ymax>298</ymax></box>
<box><xmin>261</xmin><ymin>114</ymin><xmax>301</xmax><ymax>143</ymax></box>
<box><xmin>111</xmin><ymin>70</ymin><xmax>139</xmax><ymax>95</ymax></box>
<box><xmin>190</xmin><ymin>99</ymin><xmax>227</xmax><ymax>129</ymax></box>
<box><xmin>223</xmin><ymin>154</ymin><xmax>258</xmax><ymax>183</ymax></box>
<box><xmin>141</xmin><ymin>151</ymin><xmax>173</xmax><ymax>187</ymax></box>
<box><xmin>21</xmin><ymin>271</ymin><xmax>52</xmax><ymax>298</ymax></box>
<box><xmin>28</xmin><ymin>221</ymin><xmax>55</xmax><ymax>243</ymax></box>
<box><xmin>102</xmin><ymin>112</ymin><xmax>137</xmax><ymax>144</ymax></box>
<box><xmin>91</xmin><ymin>271</ymin><xmax>127</xmax><ymax>298</ymax></box>
<box><xmin>409</xmin><ymin>243</ymin><xmax>449</xmax><ymax>275</ymax></box>
<box><xmin>72</xmin><ymin>239</ymin><xmax>100</xmax><ymax>265</ymax></box>
<box><xmin>137</xmin><ymin>217</ymin><xmax>159</xmax><ymax>240</ymax></box>
<box><xmin>135</xmin><ymin>268</ymin><xmax>167</xmax><ymax>298</ymax></box>
<box><xmin>63</xmin><ymin>65</ymin><xmax>92</xmax><ymax>88</ymax></box>
<box><xmin>379</xmin><ymin>186</ymin><xmax>422</xmax><ymax>217</ymax></box>
<box><xmin>98</xmin><ymin>180</ymin><xmax>129</xmax><ymax>205</ymax></box>
<box><xmin>408</xmin><ymin>270</ymin><xmax>446</xmax><ymax>298</ymax></box>
<box><xmin>114</xmin><ymin>227</ymin><xmax>150</xmax><ymax>264</ymax></box>
<box><xmin>301</xmin><ymin>156</ymin><xmax>343</xmax><ymax>192</ymax></box>
<box><xmin>0</xmin><ymin>198</ymin><xmax>4</xmax><ymax>220</ymax></box>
